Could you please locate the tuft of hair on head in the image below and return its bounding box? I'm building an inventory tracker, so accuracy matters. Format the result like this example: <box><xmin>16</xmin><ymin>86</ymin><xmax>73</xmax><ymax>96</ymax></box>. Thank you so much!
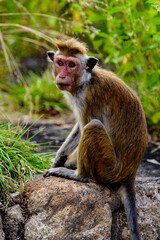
<box><xmin>55</xmin><ymin>38</ymin><xmax>88</xmax><ymax>56</ymax></box>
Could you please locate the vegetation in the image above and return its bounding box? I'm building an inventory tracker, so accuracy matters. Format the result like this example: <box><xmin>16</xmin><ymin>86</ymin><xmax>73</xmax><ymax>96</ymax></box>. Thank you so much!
<box><xmin>0</xmin><ymin>119</ymin><xmax>53</xmax><ymax>206</ymax></box>
<box><xmin>1</xmin><ymin>70</ymin><xmax>66</xmax><ymax>115</ymax></box>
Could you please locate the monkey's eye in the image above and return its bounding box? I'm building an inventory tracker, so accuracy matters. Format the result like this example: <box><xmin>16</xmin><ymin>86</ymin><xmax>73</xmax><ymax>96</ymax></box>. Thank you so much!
<box><xmin>68</xmin><ymin>62</ymin><xmax>76</xmax><ymax>68</ymax></box>
<box><xmin>57</xmin><ymin>60</ymin><xmax>64</xmax><ymax>66</ymax></box>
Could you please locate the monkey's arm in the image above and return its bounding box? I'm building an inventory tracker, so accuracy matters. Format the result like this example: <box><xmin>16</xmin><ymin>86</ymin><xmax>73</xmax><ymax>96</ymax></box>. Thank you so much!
<box><xmin>43</xmin><ymin>167</ymin><xmax>90</xmax><ymax>182</ymax></box>
<box><xmin>52</xmin><ymin>123</ymin><xmax>80</xmax><ymax>168</ymax></box>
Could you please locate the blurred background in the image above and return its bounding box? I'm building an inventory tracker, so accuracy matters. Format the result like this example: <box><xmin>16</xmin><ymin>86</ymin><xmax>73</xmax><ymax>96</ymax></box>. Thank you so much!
<box><xmin>0</xmin><ymin>0</ymin><xmax>160</xmax><ymax>137</ymax></box>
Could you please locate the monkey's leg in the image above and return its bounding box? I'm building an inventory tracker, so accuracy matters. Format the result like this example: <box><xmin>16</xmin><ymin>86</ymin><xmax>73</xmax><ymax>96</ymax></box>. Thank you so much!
<box><xmin>64</xmin><ymin>147</ymin><xmax>78</xmax><ymax>169</ymax></box>
<box><xmin>79</xmin><ymin>119</ymin><xmax>140</xmax><ymax>240</ymax></box>
<box><xmin>44</xmin><ymin>119</ymin><xmax>119</xmax><ymax>182</ymax></box>
<box><xmin>77</xmin><ymin>119</ymin><xmax>120</xmax><ymax>184</ymax></box>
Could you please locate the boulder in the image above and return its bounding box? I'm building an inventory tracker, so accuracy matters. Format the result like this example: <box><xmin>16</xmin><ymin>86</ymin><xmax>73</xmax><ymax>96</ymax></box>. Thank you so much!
<box><xmin>1</xmin><ymin>176</ymin><xmax>158</xmax><ymax>240</ymax></box>
<box><xmin>111</xmin><ymin>177</ymin><xmax>160</xmax><ymax>240</ymax></box>
<box><xmin>23</xmin><ymin>176</ymin><xmax>160</xmax><ymax>240</ymax></box>
<box><xmin>136</xmin><ymin>177</ymin><xmax>160</xmax><ymax>240</ymax></box>
<box><xmin>3</xmin><ymin>204</ymin><xmax>24</xmax><ymax>240</ymax></box>
<box><xmin>24</xmin><ymin>177</ymin><xmax>121</xmax><ymax>240</ymax></box>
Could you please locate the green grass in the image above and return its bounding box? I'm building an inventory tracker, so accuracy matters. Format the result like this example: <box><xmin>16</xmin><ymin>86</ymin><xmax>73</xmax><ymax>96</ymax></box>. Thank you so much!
<box><xmin>7</xmin><ymin>70</ymin><xmax>67</xmax><ymax>115</ymax></box>
<box><xmin>0</xmin><ymin>119</ymin><xmax>54</xmax><ymax>206</ymax></box>
<box><xmin>0</xmin><ymin>70</ymin><xmax>67</xmax><ymax>117</ymax></box>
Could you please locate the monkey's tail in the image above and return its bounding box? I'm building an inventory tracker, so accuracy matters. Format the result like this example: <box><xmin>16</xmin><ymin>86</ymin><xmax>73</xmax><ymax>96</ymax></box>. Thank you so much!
<box><xmin>120</xmin><ymin>184</ymin><xmax>141</xmax><ymax>240</ymax></box>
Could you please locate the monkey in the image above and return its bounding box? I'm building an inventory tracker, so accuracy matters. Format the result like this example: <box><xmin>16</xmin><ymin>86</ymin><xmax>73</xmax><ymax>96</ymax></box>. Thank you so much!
<box><xmin>44</xmin><ymin>38</ymin><xmax>147</xmax><ymax>240</ymax></box>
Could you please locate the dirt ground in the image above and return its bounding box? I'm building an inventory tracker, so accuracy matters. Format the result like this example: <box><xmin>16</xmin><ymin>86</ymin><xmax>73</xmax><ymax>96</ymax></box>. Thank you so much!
<box><xmin>23</xmin><ymin>119</ymin><xmax>160</xmax><ymax>179</ymax></box>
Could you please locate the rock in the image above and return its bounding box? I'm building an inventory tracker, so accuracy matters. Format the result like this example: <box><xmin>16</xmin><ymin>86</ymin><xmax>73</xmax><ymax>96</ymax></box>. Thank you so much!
<box><xmin>16</xmin><ymin>176</ymin><xmax>159</xmax><ymax>240</ymax></box>
<box><xmin>111</xmin><ymin>177</ymin><xmax>160</xmax><ymax>240</ymax></box>
<box><xmin>0</xmin><ymin>213</ymin><xmax>5</xmax><ymax>240</ymax></box>
<box><xmin>24</xmin><ymin>177</ymin><xmax>121</xmax><ymax>240</ymax></box>
<box><xmin>3</xmin><ymin>204</ymin><xmax>24</xmax><ymax>240</ymax></box>
<box><xmin>136</xmin><ymin>177</ymin><xmax>160</xmax><ymax>240</ymax></box>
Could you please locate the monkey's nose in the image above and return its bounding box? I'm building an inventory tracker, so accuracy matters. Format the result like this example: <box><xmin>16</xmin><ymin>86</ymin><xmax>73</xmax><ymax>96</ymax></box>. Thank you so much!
<box><xmin>59</xmin><ymin>75</ymin><xmax>66</xmax><ymax>80</ymax></box>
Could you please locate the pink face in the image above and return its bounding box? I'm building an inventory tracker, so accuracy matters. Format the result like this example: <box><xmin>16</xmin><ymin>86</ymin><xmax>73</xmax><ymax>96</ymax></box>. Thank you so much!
<box><xmin>54</xmin><ymin>55</ymin><xmax>81</xmax><ymax>92</ymax></box>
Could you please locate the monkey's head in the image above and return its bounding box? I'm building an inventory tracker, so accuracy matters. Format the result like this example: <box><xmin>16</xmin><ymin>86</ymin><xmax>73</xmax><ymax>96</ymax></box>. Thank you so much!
<box><xmin>47</xmin><ymin>38</ymin><xmax>98</xmax><ymax>93</ymax></box>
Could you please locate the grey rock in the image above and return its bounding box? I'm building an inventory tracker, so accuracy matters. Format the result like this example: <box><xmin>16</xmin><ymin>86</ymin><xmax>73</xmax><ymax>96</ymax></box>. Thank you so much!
<box><xmin>24</xmin><ymin>176</ymin><xmax>160</xmax><ymax>240</ymax></box>
<box><xmin>136</xmin><ymin>177</ymin><xmax>160</xmax><ymax>240</ymax></box>
<box><xmin>24</xmin><ymin>177</ymin><xmax>120</xmax><ymax>240</ymax></box>
<box><xmin>111</xmin><ymin>177</ymin><xmax>160</xmax><ymax>240</ymax></box>
<box><xmin>0</xmin><ymin>213</ymin><xmax>5</xmax><ymax>240</ymax></box>
<box><xmin>2</xmin><ymin>176</ymin><xmax>155</xmax><ymax>240</ymax></box>
<box><xmin>3</xmin><ymin>204</ymin><xmax>24</xmax><ymax>240</ymax></box>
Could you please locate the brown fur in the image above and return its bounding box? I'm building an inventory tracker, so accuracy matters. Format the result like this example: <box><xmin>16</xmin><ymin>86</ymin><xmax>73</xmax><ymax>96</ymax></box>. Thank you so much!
<box><xmin>55</xmin><ymin>38</ymin><xmax>87</xmax><ymax>56</ymax></box>
<box><xmin>79</xmin><ymin>66</ymin><xmax>147</xmax><ymax>184</ymax></box>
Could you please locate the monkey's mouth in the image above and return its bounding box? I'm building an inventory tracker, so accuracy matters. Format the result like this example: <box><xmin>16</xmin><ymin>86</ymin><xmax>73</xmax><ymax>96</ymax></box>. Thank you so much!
<box><xmin>57</xmin><ymin>83</ymin><xmax>70</xmax><ymax>87</ymax></box>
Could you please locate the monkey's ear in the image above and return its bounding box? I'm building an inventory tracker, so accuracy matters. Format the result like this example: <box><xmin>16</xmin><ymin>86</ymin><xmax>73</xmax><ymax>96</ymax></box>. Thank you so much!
<box><xmin>47</xmin><ymin>51</ymin><xmax>55</xmax><ymax>62</ymax></box>
<box><xmin>86</xmin><ymin>57</ymin><xmax>98</xmax><ymax>71</ymax></box>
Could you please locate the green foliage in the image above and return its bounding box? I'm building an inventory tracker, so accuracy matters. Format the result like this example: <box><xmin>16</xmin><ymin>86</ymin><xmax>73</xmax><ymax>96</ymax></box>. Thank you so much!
<box><xmin>6</xmin><ymin>70</ymin><xmax>66</xmax><ymax>115</ymax></box>
<box><xmin>0</xmin><ymin>0</ymin><xmax>160</xmax><ymax>131</ymax></box>
<box><xmin>0</xmin><ymin>119</ymin><xmax>53</xmax><ymax>206</ymax></box>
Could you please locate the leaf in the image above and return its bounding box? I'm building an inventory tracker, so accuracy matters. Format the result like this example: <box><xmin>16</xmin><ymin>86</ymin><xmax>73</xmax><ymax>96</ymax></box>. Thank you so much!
<box><xmin>151</xmin><ymin>112</ymin><xmax>160</xmax><ymax>124</ymax></box>
<box><xmin>88</xmin><ymin>15</ymin><xmax>107</xmax><ymax>22</ymax></box>
<box><xmin>146</xmin><ymin>71</ymin><xmax>159</xmax><ymax>88</ymax></box>
<box><xmin>94</xmin><ymin>39</ymin><xmax>103</xmax><ymax>48</ymax></box>
<box><xmin>108</xmin><ymin>7</ymin><xmax>126</xmax><ymax>14</ymax></box>
<box><xmin>119</xmin><ymin>46</ymin><xmax>135</xmax><ymax>56</ymax></box>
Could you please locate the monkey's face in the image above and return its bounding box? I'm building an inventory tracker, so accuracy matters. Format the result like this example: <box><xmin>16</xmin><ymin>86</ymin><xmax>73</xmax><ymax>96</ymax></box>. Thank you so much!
<box><xmin>47</xmin><ymin>49</ymin><xmax>98</xmax><ymax>94</ymax></box>
<box><xmin>54</xmin><ymin>55</ymin><xmax>82</xmax><ymax>92</ymax></box>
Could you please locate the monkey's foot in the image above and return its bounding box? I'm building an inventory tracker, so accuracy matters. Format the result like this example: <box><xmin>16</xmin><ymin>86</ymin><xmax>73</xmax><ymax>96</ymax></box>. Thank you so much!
<box><xmin>43</xmin><ymin>167</ymin><xmax>90</xmax><ymax>183</ymax></box>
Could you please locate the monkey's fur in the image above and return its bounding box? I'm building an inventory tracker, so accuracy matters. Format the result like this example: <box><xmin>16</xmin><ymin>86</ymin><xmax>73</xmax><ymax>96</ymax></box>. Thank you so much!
<box><xmin>44</xmin><ymin>38</ymin><xmax>147</xmax><ymax>240</ymax></box>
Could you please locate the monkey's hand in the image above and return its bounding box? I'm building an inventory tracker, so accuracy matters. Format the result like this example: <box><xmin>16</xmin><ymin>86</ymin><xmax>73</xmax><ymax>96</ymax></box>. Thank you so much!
<box><xmin>43</xmin><ymin>167</ymin><xmax>90</xmax><ymax>183</ymax></box>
